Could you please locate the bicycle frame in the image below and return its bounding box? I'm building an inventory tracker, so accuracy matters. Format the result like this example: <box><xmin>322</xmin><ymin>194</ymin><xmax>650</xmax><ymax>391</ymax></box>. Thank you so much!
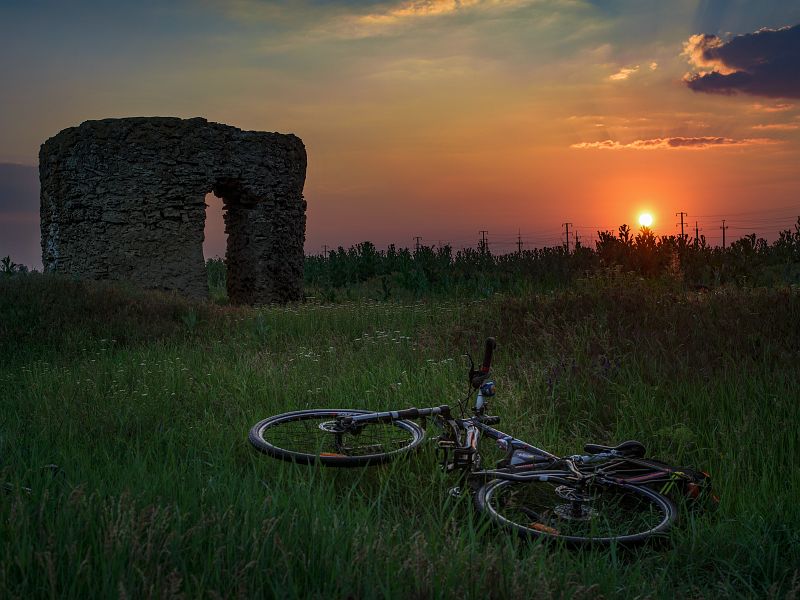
<box><xmin>343</xmin><ymin>375</ymin><xmax>625</xmax><ymax>481</ymax></box>
<box><xmin>464</xmin><ymin>382</ymin><xmax>557</xmax><ymax>461</ymax></box>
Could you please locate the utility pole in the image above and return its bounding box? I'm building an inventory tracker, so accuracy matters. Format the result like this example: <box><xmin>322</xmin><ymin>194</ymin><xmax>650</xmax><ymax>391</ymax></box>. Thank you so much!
<box><xmin>322</xmin><ymin>244</ymin><xmax>328</xmax><ymax>258</ymax></box>
<box><xmin>574</xmin><ymin>230</ymin><xmax>581</xmax><ymax>248</ymax></box>
<box><xmin>479</xmin><ymin>230</ymin><xmax>488</xmax><ymax>253</ymax></box>
<box><xmin>676</xmin><ymin>211</ymin><xmax>687</xmax><ymax>239</ymax></box>
<box><xmin>694</xmin><ymin>221</ymin><xmax>700</xmax><ymax>247</ymax></box>
<box><xmin>563</xmin><ymin>222</ymin><xmax>572</xmax><ymax>252</ymax></box>
<box><xmin>517</xmin><ymin>230</ymin><xmax>523</xmax><ymax>254</ymax></box>
<box><xmin>413</xmin><ymin>236</ymin><xmax>422</xmax><ymax>254</ymax></box>
<box><xmin>720</xmin><ymin>220</ymin><xmax>729</xmax><ymax>249</ymax></box>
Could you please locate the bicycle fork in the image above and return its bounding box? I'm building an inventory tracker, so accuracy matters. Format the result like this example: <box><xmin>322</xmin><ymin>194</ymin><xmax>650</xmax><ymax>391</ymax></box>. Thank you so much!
<box><xmin>439</xmin><ymin>421</ymin><xmax>485</xmax><ymax>497</ymax></box>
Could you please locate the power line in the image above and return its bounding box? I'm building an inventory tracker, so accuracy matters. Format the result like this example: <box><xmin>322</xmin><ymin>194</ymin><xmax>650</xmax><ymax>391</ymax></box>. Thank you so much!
<box><xmin>720</xmin><ymin>215</ymin><xmax>799</xmax><ymax>225</ymax></box>
<box><xmin>727</xmin><ymin>226</ymin><xmax>784</xmax><ymax>230</ymax></box>
<box><xmin>692</xmin><ymin>203</ymin><xmax>800</xmax><ymax>218</ymax></box>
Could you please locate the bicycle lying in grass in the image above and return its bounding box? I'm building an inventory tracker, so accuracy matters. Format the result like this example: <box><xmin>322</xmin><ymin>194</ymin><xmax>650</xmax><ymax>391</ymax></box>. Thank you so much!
<box><xmin>249</xmin><ymin>338</ymin><xmax>712</xmax><ymax>545</ymax></box>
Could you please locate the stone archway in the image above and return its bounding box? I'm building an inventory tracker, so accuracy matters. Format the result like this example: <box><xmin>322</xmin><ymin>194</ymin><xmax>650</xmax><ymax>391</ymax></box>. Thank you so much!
<box><xmin>39</xmin><ymin>117</ymin><xmax>307</xmax><ymax>304</ymax></box>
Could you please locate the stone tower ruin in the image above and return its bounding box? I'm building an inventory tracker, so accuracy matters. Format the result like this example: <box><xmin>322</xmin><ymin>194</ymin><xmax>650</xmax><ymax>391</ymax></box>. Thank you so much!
<box><xmin>39</xmin><ymin>117</ymin><xmax>307</xmax><ymax>304</ymax></box>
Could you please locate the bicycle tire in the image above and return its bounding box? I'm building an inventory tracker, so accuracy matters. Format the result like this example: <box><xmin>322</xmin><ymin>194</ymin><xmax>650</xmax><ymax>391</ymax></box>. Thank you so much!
<box><xmin>476</xmin><ymin>472</ymin><xmax>676</xmax><ymax>545</ymax></box>
<box><xmin>249</xmin><ymin>409</ymin><xmax>426</xmax><ymax>467</ymax></box>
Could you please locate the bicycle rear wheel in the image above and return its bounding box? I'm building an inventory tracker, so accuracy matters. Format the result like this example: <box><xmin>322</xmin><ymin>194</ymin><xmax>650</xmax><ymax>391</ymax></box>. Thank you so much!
<box><xmin>249</xmin><ymin>409</ymin><xmax>425</xmax><ymax>467</ymax></box>
<box><xmin>476</xmin><ymin>473</ymin><xmax>676</xmax><ymax>545</ymax></box>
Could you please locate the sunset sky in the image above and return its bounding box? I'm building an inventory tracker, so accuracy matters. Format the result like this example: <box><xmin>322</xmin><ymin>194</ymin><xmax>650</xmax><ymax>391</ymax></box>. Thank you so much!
<box><xmin>1</xmin><ymin>0</ymin><xmax>799</xmax><ymax>266</ymax></box>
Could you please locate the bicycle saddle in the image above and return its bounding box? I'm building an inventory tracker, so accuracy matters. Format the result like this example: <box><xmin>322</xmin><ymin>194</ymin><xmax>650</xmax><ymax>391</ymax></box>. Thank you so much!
<box><xmin>583</xmin><ymin>440</ymin><xmax>646</xmax><ymax>458</ymax></box>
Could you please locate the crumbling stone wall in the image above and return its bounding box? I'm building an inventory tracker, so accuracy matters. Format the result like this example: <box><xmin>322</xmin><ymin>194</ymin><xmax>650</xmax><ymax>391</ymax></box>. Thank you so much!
<box><xmin>39</xmin><ymin>117</ymin><xmax>307</xmax><ymax>303</ymax></box>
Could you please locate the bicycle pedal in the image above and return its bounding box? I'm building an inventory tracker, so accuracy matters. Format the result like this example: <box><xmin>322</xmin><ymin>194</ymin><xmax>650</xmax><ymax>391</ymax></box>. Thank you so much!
<box><xmin>448</xmin><ymin>486</ymin><xmax>462</xmax><ymax>498</ymax></box>
<box><xmin>450</xmin><ymin>447</ymin><xmax>476</xmax><ymax>468</ymax></box>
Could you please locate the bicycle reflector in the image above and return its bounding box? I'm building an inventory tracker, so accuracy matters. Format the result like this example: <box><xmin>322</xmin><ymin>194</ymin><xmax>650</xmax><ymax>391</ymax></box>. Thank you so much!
<box><xmin>480</xmin><ymin>381</ymin><xmax>496</xmax><ymax>396</ymax></box>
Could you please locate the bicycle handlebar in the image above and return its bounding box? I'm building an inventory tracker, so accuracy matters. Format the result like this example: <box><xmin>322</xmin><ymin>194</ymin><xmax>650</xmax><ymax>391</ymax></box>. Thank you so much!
<box><xmin>480</xmin><ymin>337</ymin><xmax>496</xmax><ymax>374</ymax></box>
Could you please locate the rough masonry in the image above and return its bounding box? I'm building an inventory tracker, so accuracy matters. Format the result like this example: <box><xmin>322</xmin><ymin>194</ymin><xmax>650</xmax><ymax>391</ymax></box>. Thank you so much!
<box><xmin>40</xmin><ymin>117</ymin><xmax>307</xmax><ymax>303</ymax></box>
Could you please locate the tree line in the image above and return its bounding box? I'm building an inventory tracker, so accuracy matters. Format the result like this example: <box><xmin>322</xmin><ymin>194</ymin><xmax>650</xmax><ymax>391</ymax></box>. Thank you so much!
<box><xmin>301</xmin><ymin>219</ymin><xmax>800</xmax><ymax>297</ymax></box>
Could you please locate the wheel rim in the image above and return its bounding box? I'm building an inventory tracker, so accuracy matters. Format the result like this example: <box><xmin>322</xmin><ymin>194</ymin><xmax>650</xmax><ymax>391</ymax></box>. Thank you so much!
<box><xmin>483</xmin><ymin>477</ymin><xmax>673</xmax><ymax>544</ymax></box>
<box><xmin>253</xmin><ymin>410</ymin><xmax>424</xmax><ymax>465</ymax></box>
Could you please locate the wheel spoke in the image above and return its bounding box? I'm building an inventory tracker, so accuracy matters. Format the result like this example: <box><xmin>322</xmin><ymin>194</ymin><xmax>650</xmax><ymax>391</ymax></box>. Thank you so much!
<box><xmin>482</xmin><ymin>476</ymin><xmax>674</xmax><ymax>544</ymax></box>
<box><xmin>250</xmin><ymin>410</ymin><xmax>425</xmax><ymax>466</ymax></box>
<box><xmin>263</xmin><ymin>417</ymin><xmax>411</xmax><ymax>456</ymax></box>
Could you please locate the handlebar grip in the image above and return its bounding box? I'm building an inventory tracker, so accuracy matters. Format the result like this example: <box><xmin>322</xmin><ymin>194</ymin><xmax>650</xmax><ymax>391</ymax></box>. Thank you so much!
<box><xmin>480</xmin><ymin>337</ymin><xmax>496</xmax><ymax>373</ymax></box>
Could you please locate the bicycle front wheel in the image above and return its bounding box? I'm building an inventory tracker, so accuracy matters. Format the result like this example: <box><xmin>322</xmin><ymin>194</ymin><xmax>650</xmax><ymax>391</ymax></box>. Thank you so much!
<box><xmin>249</xmin><ymin>409</ymin><xmax>425</xmax><ymax>467</ymax></box>
<box><xmin>476</xmin><ymin>473</ymin><xmax>676</xmax><ymax>545</ymax></box>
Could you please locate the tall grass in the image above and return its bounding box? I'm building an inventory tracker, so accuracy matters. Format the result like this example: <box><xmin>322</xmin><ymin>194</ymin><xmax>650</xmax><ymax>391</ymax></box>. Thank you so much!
<box><xmin>1</xmin><ymin>273</ymin><xmax>798</xmax><ymax>597</ymax></box>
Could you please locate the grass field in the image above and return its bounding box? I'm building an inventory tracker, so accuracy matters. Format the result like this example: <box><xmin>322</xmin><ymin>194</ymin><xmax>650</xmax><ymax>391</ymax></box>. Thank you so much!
<box><xmin>1</xmin><ymin>273</ymin><xmax>799</xmax><ymax>598</ymax></box>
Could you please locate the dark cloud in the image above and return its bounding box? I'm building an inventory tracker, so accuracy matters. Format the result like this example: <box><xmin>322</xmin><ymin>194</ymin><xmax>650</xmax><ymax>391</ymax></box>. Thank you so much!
<box><xmin>683</xmin><ymin>24</ymin><xmax>800</xmax><ymax>98</ymax></box>
<box><xmin>0</xmin><ymin>163</ymin><xmax>39</xmax><ymax>212</ymax></box>
<box><xmin>0</xmin><ymin>163</ymin><xmax>41</xmax><ymax>268</ymax></box>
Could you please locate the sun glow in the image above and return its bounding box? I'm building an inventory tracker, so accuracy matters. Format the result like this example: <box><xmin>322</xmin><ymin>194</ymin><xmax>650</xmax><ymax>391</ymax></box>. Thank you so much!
<box><xmin>639</xmin><ymin>213</ymin><xmax>654</xmax><ymax>227</ymax></box>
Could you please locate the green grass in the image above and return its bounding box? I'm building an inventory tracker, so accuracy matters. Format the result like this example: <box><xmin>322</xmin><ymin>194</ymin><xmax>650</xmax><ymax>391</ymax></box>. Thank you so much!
<box><xmin>1</xmin><ymin>273</ymin><xmax>799</xmax><ymax>598</ymax></box>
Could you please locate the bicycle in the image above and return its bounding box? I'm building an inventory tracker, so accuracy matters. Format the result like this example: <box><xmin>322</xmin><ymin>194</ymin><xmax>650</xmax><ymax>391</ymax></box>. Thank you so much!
<box><xmin>248</xmin><ymin>338</ymin><xmax>683</xmax><ymax>545</ymax></box>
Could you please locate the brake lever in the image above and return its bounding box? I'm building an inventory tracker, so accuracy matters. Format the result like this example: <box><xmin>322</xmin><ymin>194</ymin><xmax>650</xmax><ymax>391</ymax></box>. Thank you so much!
<box><xmin>465</xmin><ymin>352</ymin><xmax>480</xmax><ymax>385</ymax></box>
<box><xmin>465</xmin><ymin>352</ymin><xmax>475</xmax><ymax>372</ymax></box>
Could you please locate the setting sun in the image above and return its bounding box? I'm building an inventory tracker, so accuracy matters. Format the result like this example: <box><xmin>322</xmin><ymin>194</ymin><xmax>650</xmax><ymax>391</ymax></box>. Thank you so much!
<box><xmin>639</xmin><ymin>213</ymin><xmax>654</xmax><ymax>227</ymax></box>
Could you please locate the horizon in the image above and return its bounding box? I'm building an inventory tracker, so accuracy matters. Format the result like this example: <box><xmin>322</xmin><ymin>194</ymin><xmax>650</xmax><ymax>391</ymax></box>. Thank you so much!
<box><xmin>2</xmin><ymin>1</ymin><xmax>800</xmax><ymax>268</ymax></box>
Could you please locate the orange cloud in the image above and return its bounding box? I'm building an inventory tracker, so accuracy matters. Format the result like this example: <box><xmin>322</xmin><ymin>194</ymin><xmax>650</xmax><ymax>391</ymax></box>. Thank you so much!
<box><xmin>751</xmin><ymin>123</ymin><xmax>799</xmax><ymax>131</ymax></box>
<box><xmin>751</xmin><ymin>102</ymin><xmax>795</xmax><ymax>112</ymax></box>
<box><xmin>354</xmin><ymin>0</ymin><xmax>533</xmax><ymax>28</ymax></box>
<box><xmin>320</xmin><ymin>0</ymin><xmax>536</xmax><ymax>39</ymax></box>
<box><xmin>608</xmin><ymin>65</ymin><xmax>639</xmax><ymax>81</ymax></box>
<box><xmin>571</xmin><ymin>137</ymin><xmax>776</xmax><ymax>150</ymax></box>
<box><xmin>358</xmin><ymin>0</ymin><xmax>480</xmax><ymax>24</ymax></box>
<box><xmin>682</xmin><ymin>33</ymin><xmax>736</xmax><ymax>75</ymax></box>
